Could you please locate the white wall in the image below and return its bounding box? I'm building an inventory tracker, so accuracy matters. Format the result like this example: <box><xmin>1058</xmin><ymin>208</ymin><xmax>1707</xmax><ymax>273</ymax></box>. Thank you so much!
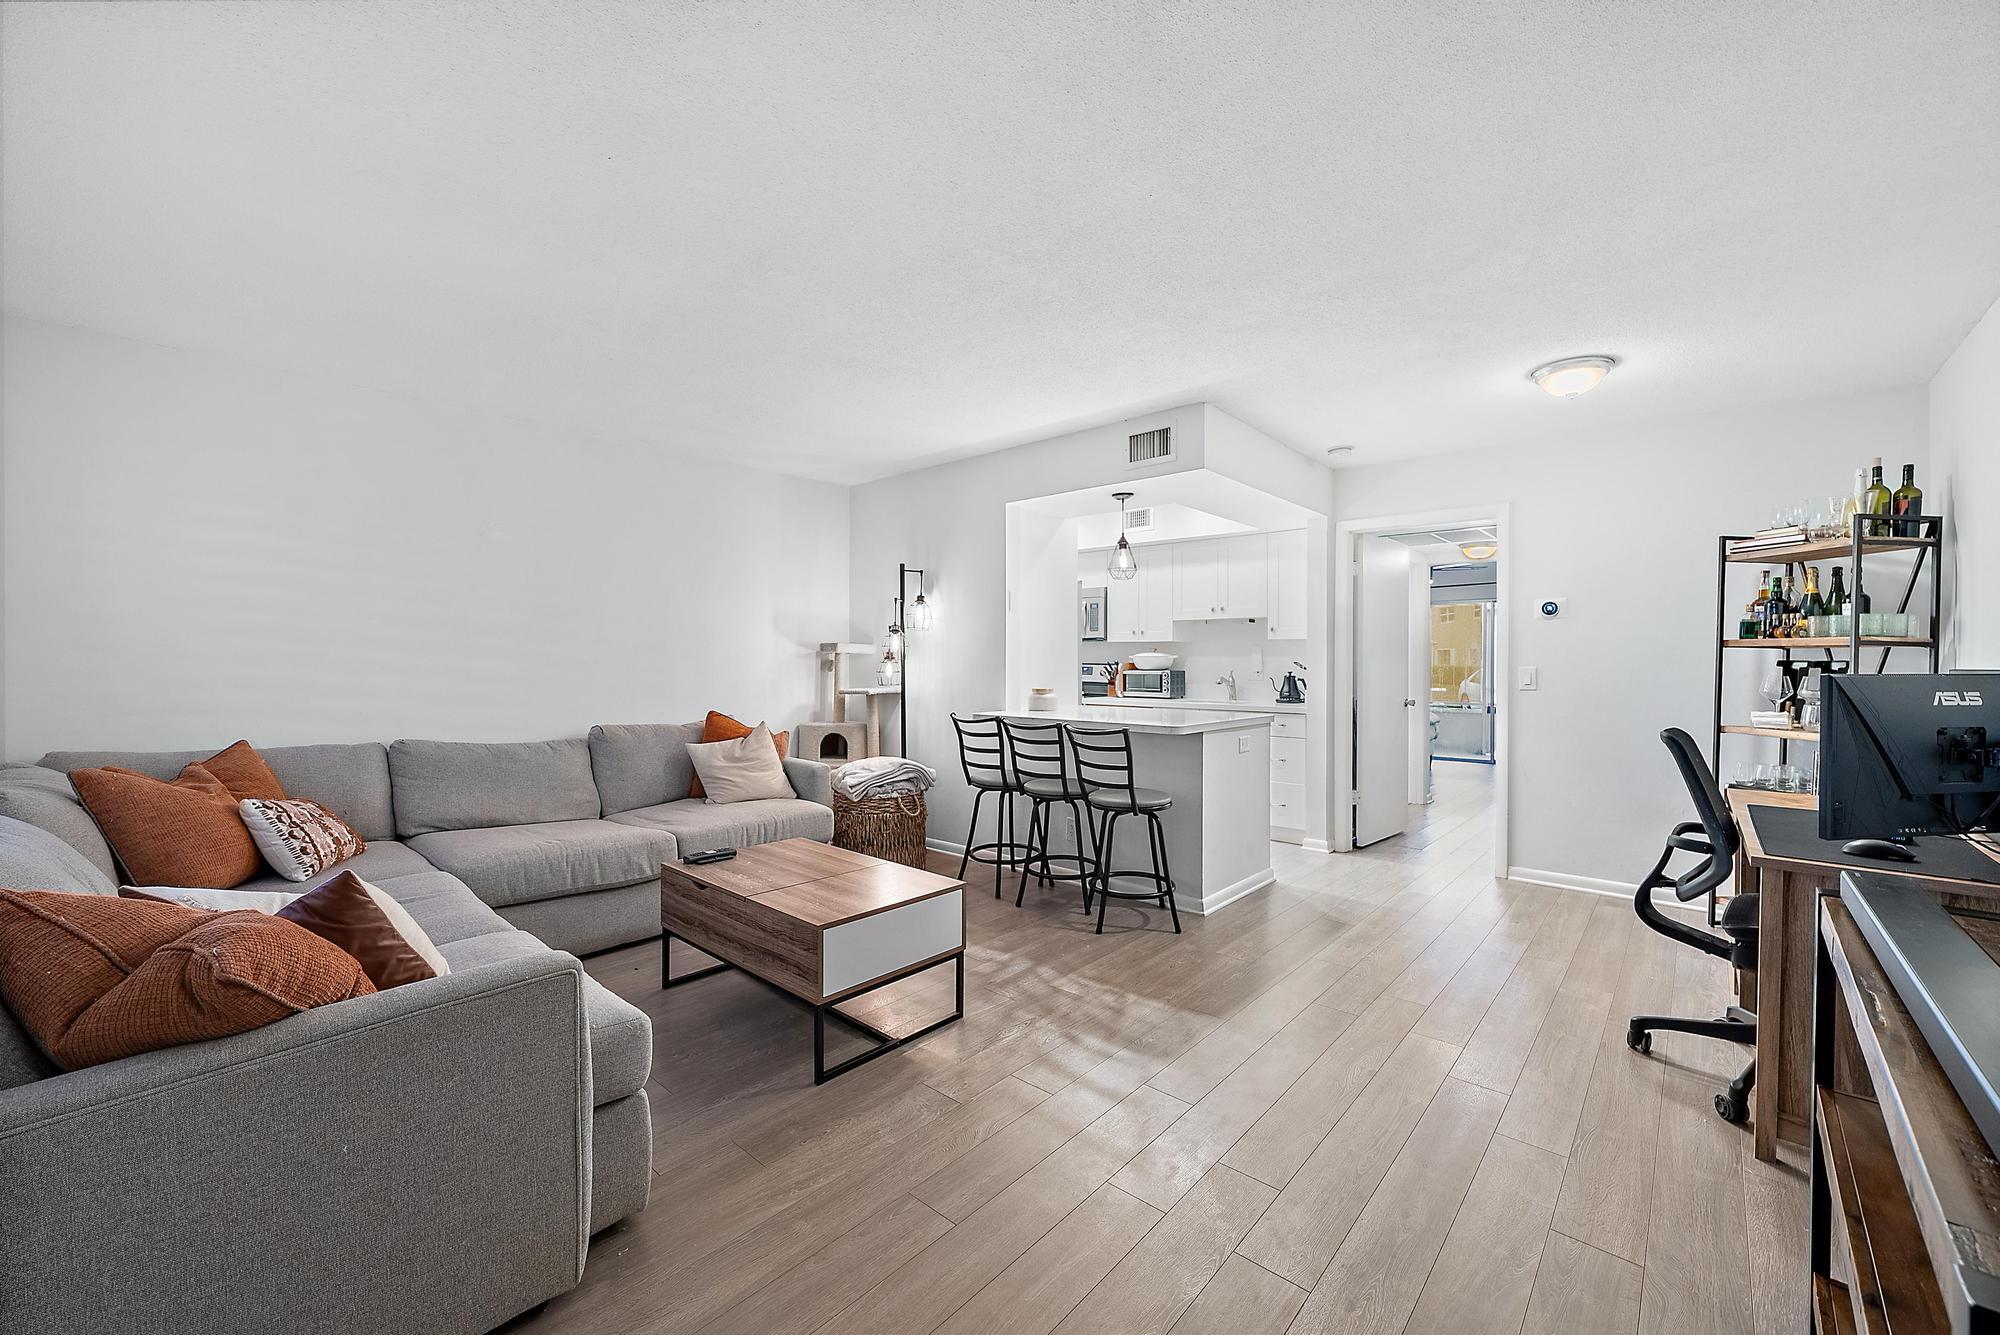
<box><xmin>1931</xmin><ymin>294</ymin><xmax>2000</xmax><ymax>670</ymax></box>
<box><xmin>1</xmin><ymin>317</ymin><xmax>851</xmax><ymax>760</ymax></box>
<box><xmin>1330</xmin><ymin>386</ymin><xmax>1929</xmax><ymax>890</ymax></box>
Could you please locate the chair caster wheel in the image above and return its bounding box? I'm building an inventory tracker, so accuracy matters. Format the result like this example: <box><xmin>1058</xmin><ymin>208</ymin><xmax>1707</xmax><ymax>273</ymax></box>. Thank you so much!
<box><xmin>1626</xmin><ymin>1029</ymin><xmax>1651</xmax><ymax>1055</ymax></box>
<box><xmin>1715</xmin><ymin>1092</ymin><xmax>1748</xmax><ymax>1124</ymax></box>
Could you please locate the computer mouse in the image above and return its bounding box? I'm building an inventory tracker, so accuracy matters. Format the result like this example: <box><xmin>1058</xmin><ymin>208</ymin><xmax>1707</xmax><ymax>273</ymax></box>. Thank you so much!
<box><xmin>1841</xmin><ymin>838</ymin><xmax>1918</xmax><ymax>863</ymax></box>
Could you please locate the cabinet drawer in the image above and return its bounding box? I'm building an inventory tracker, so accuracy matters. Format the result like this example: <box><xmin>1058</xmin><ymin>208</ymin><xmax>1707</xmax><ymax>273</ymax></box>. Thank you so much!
<box><xmin>1268</xmin><ymin>714</ymin><xmax>1305</xmax><ymax>740</ymax></box>
<box><xmin>1270</xmin><ymin>780</ymin><xmax>1306</xmax><ymax>829</ymax></box>
<box><xmin>1270</xmin><ymin>736</ymin><xmax>1307</xmax><ymax>778</ymax></box>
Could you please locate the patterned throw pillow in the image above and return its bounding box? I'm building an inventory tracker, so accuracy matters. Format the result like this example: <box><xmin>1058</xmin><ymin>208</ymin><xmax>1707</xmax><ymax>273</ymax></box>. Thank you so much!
<box><xmin>238</xmin><ymin>799</ymin><xmax>366</xmax><ymax>882</ymax></box>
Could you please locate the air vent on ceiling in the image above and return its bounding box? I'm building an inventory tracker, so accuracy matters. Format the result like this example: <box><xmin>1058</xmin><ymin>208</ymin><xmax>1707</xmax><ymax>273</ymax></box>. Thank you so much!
<box><xmin>1127</xmin><ymin>427</ymin><xmax>1173</xmax><ymax>465</ymax></box>
<box><xmin>1125</xmin><ymin>506</ymin><xmax>1154</xmax><ymax>531</ymax></box>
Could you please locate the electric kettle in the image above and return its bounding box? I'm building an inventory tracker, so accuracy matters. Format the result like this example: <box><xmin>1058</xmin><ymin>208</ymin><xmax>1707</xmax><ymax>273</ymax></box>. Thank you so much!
<box><xmin>1276</xmin><ymin>664</ymin><xmax>1307</xmax><ymax>704</ymax></box>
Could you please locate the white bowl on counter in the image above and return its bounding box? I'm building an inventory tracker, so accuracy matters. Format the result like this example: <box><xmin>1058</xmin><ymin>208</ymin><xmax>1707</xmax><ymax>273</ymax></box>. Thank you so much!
<box><xmin>1128</xmin><ymin>652</ymin><xmax>1177</xmax><ymax>670</ymax></box>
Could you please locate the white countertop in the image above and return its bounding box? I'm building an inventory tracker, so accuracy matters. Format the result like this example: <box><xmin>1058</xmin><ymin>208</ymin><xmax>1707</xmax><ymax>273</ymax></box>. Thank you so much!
<box><xmin>1084</xmin><ymin>696</ymin><xmax>1306</xmax><ymax>717</ymax></box>
<box><xmin>980</xmin><ymin>706</ymin><xmax>1271</xmax><ymax>736</ymax></box>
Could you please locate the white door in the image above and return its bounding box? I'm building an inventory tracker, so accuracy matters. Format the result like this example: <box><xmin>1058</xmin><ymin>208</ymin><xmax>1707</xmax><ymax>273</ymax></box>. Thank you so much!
<box><xmin>1353</xmin><ymin>535</ymin><xmax>1414</xmax><ymax>847</ymax></box>
<box><xmin>1219</xmin><ymin>535</ymin><xmax>1269</xmax><ymax>617</ymax></box>
<box><xmin>1174</xmin><ymin>541</ymin><xmax>1221</xmax><ymax>619</ymax></box>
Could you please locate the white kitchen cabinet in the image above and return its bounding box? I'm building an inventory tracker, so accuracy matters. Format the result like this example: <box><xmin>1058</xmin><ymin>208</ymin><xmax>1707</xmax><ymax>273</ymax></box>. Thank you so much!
<box><xmin>1172</xmin><ymin>541</ymin><xmax>1222</xmax><ymax>619</ymax></box>
<box><xmin>1265</xmin><ymin>528</ymin><xmax>1308</xmax><ymax>639</ymax></box>
<box><xmin>1173</xmin><ymin>535</ymin><xmax>1268</xmax><ymax>620</ymax></box>
<box><xmin>1105</xmin><ymin>556</ymin><xmax>1174</xmax><ymax>641</ymax></box>
<box><xmin>1220</xmin><ymin>535</ymin><xmax>1268</xmax><ymax>618</ymax></box>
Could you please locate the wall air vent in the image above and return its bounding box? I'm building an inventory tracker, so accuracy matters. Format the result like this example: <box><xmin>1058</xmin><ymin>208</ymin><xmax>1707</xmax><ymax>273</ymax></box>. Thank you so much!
<box><xmin>1125</xmin><ymin>506</ymin><xmax>1154</xmax><ymax>531</ymax></box>
<box><xmin>1127</xmin><ymin>427</ymin><xmax>1173</xmax><ymax>465</ymax></box>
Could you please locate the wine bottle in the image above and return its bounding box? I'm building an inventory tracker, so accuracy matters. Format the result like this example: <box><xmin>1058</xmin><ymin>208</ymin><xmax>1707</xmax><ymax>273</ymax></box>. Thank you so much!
<box><xmin>1801</xmin><ymin>566</ymin><xmax>1827</xmax><ymax>620</ymax></box>
<box><xmin>1892</xmin><ymin>463</ymin><xmax>1923</xmax><ymax>536</ymax></box>
<box><xmin>1769</xmin><ymin>572</ymin><xmax>1794</xmax><ymax>637</ymax></box>
<box><xmin>1863</xmin><ymin>457</ymin><xmax>1893</xmax><ymax>520</ymax></box>
<box><xmin>1827</xmin><ymin>566</ymin><xmax>1848</xmax><ymax>617</ymax></box>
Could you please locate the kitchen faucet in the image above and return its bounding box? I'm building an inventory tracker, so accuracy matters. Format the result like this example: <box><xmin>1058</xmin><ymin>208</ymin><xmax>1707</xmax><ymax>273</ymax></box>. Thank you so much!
<box><xmin>1215</xmin><ymin>670</ymin><xmax>1237</xmax><ymax>701</ymax></box>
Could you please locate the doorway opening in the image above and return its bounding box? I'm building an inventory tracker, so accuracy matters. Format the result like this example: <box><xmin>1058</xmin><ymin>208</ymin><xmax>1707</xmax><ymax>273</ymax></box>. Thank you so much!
<box><xmin>1333</xmin><ymin>508</ymin><xmax>1509</xmax><ymax>873</ymax></box>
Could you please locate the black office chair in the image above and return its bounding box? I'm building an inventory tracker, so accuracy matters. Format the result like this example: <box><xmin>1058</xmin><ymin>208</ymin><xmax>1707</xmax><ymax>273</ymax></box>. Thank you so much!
<box><xmin>1626</xmin><ymin>727</ymin><xmax>1759</xmax><ymax>1125</ymax></box>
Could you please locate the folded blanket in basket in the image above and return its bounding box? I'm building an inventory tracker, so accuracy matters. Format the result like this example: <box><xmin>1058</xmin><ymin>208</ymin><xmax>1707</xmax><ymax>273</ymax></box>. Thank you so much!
<box><xmin>834</xmin><ymin>756</ymin><xmax>939</xmax><ymax>800</ymax></box>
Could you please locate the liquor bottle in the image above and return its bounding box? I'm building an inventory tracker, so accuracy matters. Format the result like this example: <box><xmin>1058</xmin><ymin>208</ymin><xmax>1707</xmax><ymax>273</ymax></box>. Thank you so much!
<box><xmin>1863</xmin><ymin>457</ymin><xmax>1893</xmax><ymax>520</ymax></box>
<box><xmin>1892</xmin><ymin>464</ymin><xmax>1923</xmax><ymax>536</ymax></box>
<box><xmin>1747</xmin><ymin>570</ymin><xmax>1772</xmax><ymax>631</ymax></box>
<box><xmin>1827</xmin><ymin>566</ymin><xmax>1848</xmax><ymax>617</ymax></box>
<box><xmin>1767</xmin><ymin>573</ymin><xmax>1793</xmax><ymax>637</ymax></box>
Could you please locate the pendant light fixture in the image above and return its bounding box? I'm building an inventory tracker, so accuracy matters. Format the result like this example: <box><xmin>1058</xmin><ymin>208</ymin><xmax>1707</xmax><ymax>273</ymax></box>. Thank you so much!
<box><xmin>1107</xmin><ymin>492</ymin><xmax>1139</xmax><ymax>581</ymax></box>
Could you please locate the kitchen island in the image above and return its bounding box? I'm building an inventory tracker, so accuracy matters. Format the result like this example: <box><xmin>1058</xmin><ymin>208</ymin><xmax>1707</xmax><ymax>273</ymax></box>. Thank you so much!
<box><xmin>978</xmin><ymin>707</ymin><xmax>1274</xmax><ymax>914</ymax></box>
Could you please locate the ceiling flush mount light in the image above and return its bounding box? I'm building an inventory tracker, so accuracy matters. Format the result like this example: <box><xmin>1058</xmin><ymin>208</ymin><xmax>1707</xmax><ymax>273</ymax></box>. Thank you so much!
<box><xmin>1529</xmin><ymin>355</ymin><xmax>1617</xmax><ymax>399</ymax></box>
<box><xmin>1108</xmin><ymin>492</ymin><xmax>1139</xmax><ymax>581</ymax></box>
<box><xmin>1460</xmin><ymin>542</ymin><xmax>1498</xmax><ymax>561</ymax></box>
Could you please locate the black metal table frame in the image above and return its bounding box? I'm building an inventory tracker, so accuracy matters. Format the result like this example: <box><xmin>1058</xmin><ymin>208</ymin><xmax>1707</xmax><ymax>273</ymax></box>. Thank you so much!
<box><xmin>663</xmin><ymin>929</ymin><xmax>965</xmax><ymax>1085</ymax></box>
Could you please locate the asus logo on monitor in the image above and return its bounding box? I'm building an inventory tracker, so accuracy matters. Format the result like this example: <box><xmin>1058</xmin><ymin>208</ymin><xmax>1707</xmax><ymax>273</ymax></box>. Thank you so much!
<box><xmin>1936</xmin><ymin>690</ymin><xmax>1985</xmax><ymax>706</ymax></box>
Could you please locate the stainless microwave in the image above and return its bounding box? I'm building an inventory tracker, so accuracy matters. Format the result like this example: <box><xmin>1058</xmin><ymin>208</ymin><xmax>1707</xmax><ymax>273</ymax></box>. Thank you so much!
<box><xmin>1120</xmin><ymin>669</ymin><xmax>1185</xmax><ymax>698</ymax></box>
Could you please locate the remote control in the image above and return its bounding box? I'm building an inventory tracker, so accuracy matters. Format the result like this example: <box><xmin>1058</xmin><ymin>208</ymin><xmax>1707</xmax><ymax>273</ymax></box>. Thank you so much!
<box><xmin>684</xmin><ymin>847</ymin><xmax>737</xmax><ymax>865</ymax></box>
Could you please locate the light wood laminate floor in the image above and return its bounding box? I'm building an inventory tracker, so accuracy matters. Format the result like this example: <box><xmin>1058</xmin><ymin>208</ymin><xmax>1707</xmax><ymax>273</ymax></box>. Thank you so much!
<box><xmin>515</xmin><ymin>766</ymin><xmax>1807</xmax><ymax>1335</ymax></box>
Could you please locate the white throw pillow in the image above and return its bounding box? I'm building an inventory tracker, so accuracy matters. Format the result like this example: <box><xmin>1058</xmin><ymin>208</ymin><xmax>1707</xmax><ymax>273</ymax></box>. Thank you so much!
<box><xmin>687</xmin><ymin>723</ymin><xmax>796</xmax><ymax>804</ymax></box>
<box><xmin>125</xmin><ymin>885</ymin><xmax>303</xmax><ymax>913</ymax></box>
<box><xmin>239</xmin><ymin>798</ymin><xmax>365</xmax><ymax>881</ymax></box>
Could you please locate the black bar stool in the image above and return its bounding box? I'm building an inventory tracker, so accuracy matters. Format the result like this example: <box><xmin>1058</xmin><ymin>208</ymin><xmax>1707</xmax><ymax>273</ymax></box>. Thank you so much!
<box><xmin>1064</xmin><ymin>725</ymin><xmax>1181</xmax><ymax>935</ymax></box>
<box><xmin>949</xmin><ymin>713</ymin><xmax>1030</xmax><ymax>898</ymax></box>
<box><xmin>998</xmin><ymin>717</ymin><xmax>1098</xmax><ymax>910</ymax></box>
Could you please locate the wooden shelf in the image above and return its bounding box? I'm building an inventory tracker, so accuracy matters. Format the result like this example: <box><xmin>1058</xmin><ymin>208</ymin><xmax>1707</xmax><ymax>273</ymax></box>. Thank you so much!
<box><xmin>1726</xmin><ymin>535</ymin><xmax>1936</xmax><ymax>564</ymax></box>
<box><xmin>1722</xmin><ymin>637</ymin><xmax>1932</xmax><ymax>649</ymax></box>
<box><xmin>1815</xmin><ymin>1085</ymin><xmax>1950</xmax><ymax>1334</ymax></box>
<box><xmin>1721</xmin><ymin>724</ymin><xmax>1819</xmax><ymax>741</ymax></box>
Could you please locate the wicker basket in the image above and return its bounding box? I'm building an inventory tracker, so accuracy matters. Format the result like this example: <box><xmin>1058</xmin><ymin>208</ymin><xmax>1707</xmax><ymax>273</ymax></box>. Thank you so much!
<box><xmin>831</xmin><ymin>789</ymin><xmax>929</xmax><ymax>868</ymax></box>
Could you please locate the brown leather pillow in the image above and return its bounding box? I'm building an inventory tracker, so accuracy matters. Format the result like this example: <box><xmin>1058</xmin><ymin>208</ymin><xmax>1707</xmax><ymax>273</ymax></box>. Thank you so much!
<box><xmin>688</xmin><ymin>711</ymin><xmax>790</xmax><ymax>799</ymax></box>
<box><xmin>0</xmin><ymin>889</ymin><xmax>374</xmax><ymax>1070</ymax></box>
<box><xmin>199</xmin><ymin>739</ymin><xmax>288</xmax><ymax>802</ymax></box>
<box><xmin>69</xmin><ymin>762</ymin><xmax>263</xmax><ymax>888</ymax></box>
<box><xmin>277</xmin><ymin>871</ymin><xmax>435</xmax><ymax>990</ymax></box>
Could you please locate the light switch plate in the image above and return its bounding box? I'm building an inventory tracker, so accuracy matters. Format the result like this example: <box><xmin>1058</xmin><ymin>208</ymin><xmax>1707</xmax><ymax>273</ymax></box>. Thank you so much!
<box><xmin>1519</xmin><ymin>666</ymin><xmax>1539</xmax><ymax>691</ymax></box>
<box><xmin>1238</xmin><ymin>735</ymin><xmax>1251</xmax><ymax>753</ymax></box>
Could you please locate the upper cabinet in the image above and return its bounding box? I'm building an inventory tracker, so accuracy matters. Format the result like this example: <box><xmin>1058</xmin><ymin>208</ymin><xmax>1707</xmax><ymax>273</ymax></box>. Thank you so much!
<box><xmin>1093</xmin><ymin>548</ymin><xmax>1175</xmax><ymax>641</ymax></box>
<box><xmin>1172</xmin><ymin>535</ymin><xmax>1269</xmax><ymax>620</ymax></box>
<box><xmin>1265</xmin><ymin>529</ymin><xmax>1308</xmax><ymax>639</ymax></box>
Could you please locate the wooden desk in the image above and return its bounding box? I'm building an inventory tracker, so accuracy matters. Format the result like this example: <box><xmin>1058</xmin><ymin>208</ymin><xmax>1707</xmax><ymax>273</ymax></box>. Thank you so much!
<box><xmin>1728</xmin><ymin>787</ymin><xmax>2000</xmax><ymax>1160</ymax></box>
<box><xmin>1810</xmin><ymin>890</ymin><xmax>2000</xmax><ymax>1332</ymax></box>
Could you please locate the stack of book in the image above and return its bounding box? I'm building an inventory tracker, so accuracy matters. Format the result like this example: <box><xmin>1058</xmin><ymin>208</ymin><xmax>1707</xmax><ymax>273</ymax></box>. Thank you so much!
<box><xmin>1749</xmin><ymin>710</ymin><xmax>1798</xmax><ymax>729</ymax></box>
<box><xmin>1727</xmin><ymin>526</ymin><xmax>1808</xmax><ymax>555</ymax></box>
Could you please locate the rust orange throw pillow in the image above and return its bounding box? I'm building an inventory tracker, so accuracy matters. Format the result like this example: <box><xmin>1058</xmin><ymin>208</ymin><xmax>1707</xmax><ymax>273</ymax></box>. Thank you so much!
<box><xmin>688</xmin><ymin>712</ymin><xmax>789</xmax><ymax>799</ymax></box>
<box><xmin>199</xmin><ymin>739</ymin><xmax>288</xmax><ymax>802</ymax></box>
<box><xmin>0</xmin><ymin>889</ymin><xmax>374</xmax><ymax>1070</ymax></box>
<box><xmin>69</xmin><ymin>763</ymin><xmax>265</xmax><ymax>888</ymax></box>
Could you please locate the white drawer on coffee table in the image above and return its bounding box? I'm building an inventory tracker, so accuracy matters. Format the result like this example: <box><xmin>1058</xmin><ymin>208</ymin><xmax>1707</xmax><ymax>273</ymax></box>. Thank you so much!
<box><xmin>823</xmin><ymin>887</ymin><xmax>964</xmax><ymax>998</ymax></box>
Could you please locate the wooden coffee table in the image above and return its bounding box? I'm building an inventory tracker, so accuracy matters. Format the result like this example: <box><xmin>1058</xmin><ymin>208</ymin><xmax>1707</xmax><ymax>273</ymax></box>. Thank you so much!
<box><xmin>660</xmin><ymin>839</ymin><xmax>966</xmax><ymax>1083</ymax></box>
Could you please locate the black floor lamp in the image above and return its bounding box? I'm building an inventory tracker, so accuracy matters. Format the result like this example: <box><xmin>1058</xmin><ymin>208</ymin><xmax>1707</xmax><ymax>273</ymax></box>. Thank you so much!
<box><xmin>888</xmin><ymin>562</ymin><xmax>930</xmax><ymax>758</ymax></box>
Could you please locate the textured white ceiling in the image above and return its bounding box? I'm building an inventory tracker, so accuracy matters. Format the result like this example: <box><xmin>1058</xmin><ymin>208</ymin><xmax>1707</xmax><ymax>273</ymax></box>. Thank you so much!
<box><xmin>5</xmin><ymin>1</ymin><xmax>1997</xmax><ymax>484</ymax></box>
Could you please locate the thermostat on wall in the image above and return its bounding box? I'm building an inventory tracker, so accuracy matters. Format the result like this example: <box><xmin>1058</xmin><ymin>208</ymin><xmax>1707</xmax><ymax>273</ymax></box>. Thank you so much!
<box><xmin>1538</xmin><ymin>598</ymin><xmax>1565</xmax><ymax>619</ymax></box>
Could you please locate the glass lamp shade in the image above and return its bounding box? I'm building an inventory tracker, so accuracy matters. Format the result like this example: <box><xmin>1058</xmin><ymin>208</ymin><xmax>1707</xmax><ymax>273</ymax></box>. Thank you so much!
<box><xmin>906</xmin><ymin>593</ymin><xmax>933</xmax><ymax>631</ymax></box>
<box><xmin>1108</xmin><ymin>537</ymin><xmax>1139</xmax><ymax>581</ymax></box>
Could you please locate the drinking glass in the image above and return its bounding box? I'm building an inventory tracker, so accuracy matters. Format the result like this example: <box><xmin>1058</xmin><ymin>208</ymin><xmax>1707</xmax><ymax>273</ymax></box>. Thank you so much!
<box><xmin>1807</xmin><ymin>505</ymin><xmax>1830</xmax><ymax>539</ymax></box>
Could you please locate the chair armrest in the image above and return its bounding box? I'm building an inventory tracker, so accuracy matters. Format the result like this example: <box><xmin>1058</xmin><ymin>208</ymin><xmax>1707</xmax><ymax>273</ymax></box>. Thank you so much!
<box><xmin>785</xmin><ymin>755</ymin><xmax>834</xmax><ymax>807</ymax></box>
<box><xmin>0</xmin><ymin>953</ymin><xmax>590</xmax><ymax>1335</ymax></box>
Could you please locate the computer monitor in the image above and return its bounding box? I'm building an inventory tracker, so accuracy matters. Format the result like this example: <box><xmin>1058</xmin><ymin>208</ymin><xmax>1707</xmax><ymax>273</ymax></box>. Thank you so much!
<box><xmin>1819</xmin><ymin>673</ymin><xmax>2000</xmax><ymax>842</ymax></box>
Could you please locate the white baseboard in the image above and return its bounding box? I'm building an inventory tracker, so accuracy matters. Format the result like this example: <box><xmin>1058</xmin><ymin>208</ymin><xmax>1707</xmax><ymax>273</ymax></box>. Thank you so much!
<box><xmin>1504</xmin><ymin>866</ymin><xmax>1638</xmax><ymax>899</ymax></box>
<box><xmin>1301</xmin><ymin>837</ymin><xmax>1332</xmax><ymax>854</ymax></box>
<box><xmin>1177</xmin><ymin>866</ymin><xmax>1276</xmax><ymax>916</ymax></box>
<box><xmin>926</xmin><ymin>837</ymin><xmax>966</xmax><ymax>857</ymax></box>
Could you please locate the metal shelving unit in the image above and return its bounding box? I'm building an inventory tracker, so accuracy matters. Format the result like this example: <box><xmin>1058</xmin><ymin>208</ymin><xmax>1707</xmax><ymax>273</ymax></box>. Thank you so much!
<box><xmin>1707</xmin><ymin>512</ymin><xmax>1943</xmax><ymax>921</ymax></box>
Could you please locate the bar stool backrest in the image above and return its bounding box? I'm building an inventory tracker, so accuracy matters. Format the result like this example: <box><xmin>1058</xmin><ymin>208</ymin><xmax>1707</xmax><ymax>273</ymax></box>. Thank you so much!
<box><xmin>950</xmin><ymin>713</ymin><xmax>1011</xmax><ymax>788</ymax></box>
<box><xmin>1064</xmin><ymin>726</ymin><xmax>1138</xmax><ymax>804</ymax></box>
<box><xmin>999</xmin><ymin>718</ymin><xmax>1069</xmax><ymax>790</ymax></box>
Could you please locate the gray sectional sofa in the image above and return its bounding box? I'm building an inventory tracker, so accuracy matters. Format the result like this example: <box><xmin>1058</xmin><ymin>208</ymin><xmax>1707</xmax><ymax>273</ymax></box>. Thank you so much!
<box><xmin>0</xmin><ymin>723</ymin><xmax>834</xmax><ymax>1334</ymax></box>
